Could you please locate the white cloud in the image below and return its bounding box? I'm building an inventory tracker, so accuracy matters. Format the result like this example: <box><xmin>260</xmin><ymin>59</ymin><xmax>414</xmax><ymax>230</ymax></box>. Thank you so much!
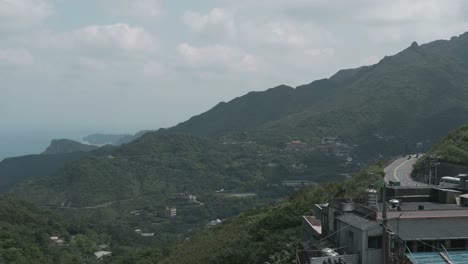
<box><xmin>247</xmin><ymin>21</ymin><xmax>335</xmax><ymax>48</ymax></box>
<box><xmin>358</xmin><ymin>0</ymin><xmax>461</xmax><ymax>23</ymax></box>
<box><xmin>0</xmin><ymin>0</ymin><xmax>53</xmax><ymax>30</ymax></box>
<box><xmin>42</xmin><ymin>23</ymin><xmax>158</xmax><ymax>52</ymax></box>
<box><xmin>183</xmin><ymin>8</ymin><xmax>236</xmax><ymax>38</ymax></box>
<box><xmin>143</xmin><ymin>61</ymin><xmax>166</xmax><ymax>77</ymax></box>
<box><xmin>177</xmin><ymin>43</ymin><xmax>260</xmax><ymax>73</ymax></box>
<box><xmin>77</xmin><ymin>57</ymin><xmax>122</xmax><ymax>71</ymax></box>
<box><xmin>103</xmin><ymin>0</ymin><xmax>163</xmax><ymax>19</ymax></box>
<box><xmin>361</xmin><ymin>55</ymin><xmax>381</xmax><ymax>66</ymax></box>
<box><xmin>305</xmin><ymin>48</ymin><xmax>335</xmax><ymax>57</ymax></box>
<box><xmin>0</xmin><ymin>48</ymin><xmax>33</xmax><ymax>66</ymax></box>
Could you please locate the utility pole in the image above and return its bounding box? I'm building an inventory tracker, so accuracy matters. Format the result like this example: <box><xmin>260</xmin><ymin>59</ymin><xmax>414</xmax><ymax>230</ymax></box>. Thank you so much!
<box><xmin>428</xmin><ymin>163</ymin><xmax>432</xmax><ymax>186</ymax></box>
<box><xmin>434</xmin><ymin>156</ymin><xmax>440</xmax><ymax>185</ymax></box>
<box><xmin>428</xmin><ymin>155</ymin><xmax>441</xmax><ymax>185</ymax></box>
<box><xmin>382</xmin><ymin>183</ymin><xmax>390</xmax><ymax>264</ymax></box>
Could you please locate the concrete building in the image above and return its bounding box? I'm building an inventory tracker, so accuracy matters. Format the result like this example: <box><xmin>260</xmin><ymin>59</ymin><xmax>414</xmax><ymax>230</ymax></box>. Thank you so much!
<box><xmin>300</xmin><ymin>186</ymin><xmax>468</xmax><ymax>264</ymax></box>
<box><xmin>165</xmin><ymin>207</ymin><xmax>177</xmax><ymax>218</ymax></box>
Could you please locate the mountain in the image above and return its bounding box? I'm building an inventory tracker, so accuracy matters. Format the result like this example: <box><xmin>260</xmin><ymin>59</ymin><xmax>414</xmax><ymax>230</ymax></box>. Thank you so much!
<box><xmin>172</xmin><ymin>32</ymin><xmax>468</xmax><ymax>157</ymax></box>
<box><xmin>83</xmin><ymin>130</ymin><xmax>153</xmax><ymax>146</ymax></box>
<box><xmin>41</xmin><ymin>139</ymin><xmax>98</xmax><ymax>155</ymax></box>
<box><xmin>0</xmin><ymin>139</ymin><xmax>100</xmax><ymax>191</ymax></box>
<box><xmin>0</xmin><ymin>144</ymin><xmax>117</xmax><ymax>192</ymax></box>
<box><xmin>0</xmin><ymin>152</ymin><xmax>87</xmax><ymax>192</ymax></box>
<box><xmin>11</xmin><ymin>133</ymin><xmax>282</xmax><ymax>207</ymax></box>
<box><xmin>11</xmin><ymin>32</ymin><xmax>468</xmax><ymax>206</ymax></box>
<box><xmin>83</xmin><ymin>133</ymin><xmax>133</xmax><ymax>145</ymax></box>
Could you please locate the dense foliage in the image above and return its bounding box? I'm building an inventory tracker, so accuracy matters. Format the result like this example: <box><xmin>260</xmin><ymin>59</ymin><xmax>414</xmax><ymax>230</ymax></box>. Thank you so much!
<box><xmin>11</xmin><ymin>133</ymin><xmax>344</xmax><ymax>207</ymax></box>
<box><xmin>424</xmin><ymin>124</ymin><xmax>468</xmax><ymax>165</ymax></box>
<box><xmin>0</xmin><ymin>198</ymin><xmax>107</xmax><ymax>263</ymax></box>
<box><xmin>107</xmin><ymin>165</ymin><xmax>384</xmax><ymax>264</ymax></box>
<box><xmin>412</xmin><ymin>124</ymin><xmax>468</xmax><ymax>176</ymax></box>
<box><xmin>0</xmin><ymin>152</ymin><xmax>86</xmax><ymax>192</ymax></box>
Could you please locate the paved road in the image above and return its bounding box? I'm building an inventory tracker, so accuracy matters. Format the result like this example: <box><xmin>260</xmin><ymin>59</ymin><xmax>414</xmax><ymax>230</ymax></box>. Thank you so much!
<box><xmin>384</xmin><ymin>155</ymin><xmax>425</xmax><ymax>186</ymax></box>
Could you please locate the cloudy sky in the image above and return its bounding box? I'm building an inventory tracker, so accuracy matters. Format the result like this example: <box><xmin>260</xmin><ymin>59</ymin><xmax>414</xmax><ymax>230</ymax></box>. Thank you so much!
<box><xmin>2</xmin><ymin>0</ymin><xmax>468</xmax><ymax>135</ymax></box>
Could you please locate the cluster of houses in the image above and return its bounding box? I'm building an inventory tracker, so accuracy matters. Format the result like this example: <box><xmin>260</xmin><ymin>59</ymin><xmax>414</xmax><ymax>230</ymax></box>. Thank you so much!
<box><xmin>50</xmin><ymin>235</ymin><xmax>112</xmax><ymax>260</ymax></box>
<box><xmin>284</xmin><ymin>138</ymin><xmax>355</xmax><ymax>165</ymax></box>
<box><xmin>49</xmin><ymin>236</ymin><xmax>64</xmax><ymax>246</ymax></box>
<box><xmin>135</xmin><ymin>229</ymin><xmax>155</xmax><ymax>237</ymax></box>
<box><xmin>317</xmin><ymin>137</ymin><xmax>354</xmax><ymax>158</ymax></box>
<box><xmin>176</xmin><ymin>192</ymin><xmax>197</xmax><ymax>202</ymax></box>
<box><xmin>299</xmin><ymin>183</ymin><xmax>468</xmax><ymax>264</ymax></box>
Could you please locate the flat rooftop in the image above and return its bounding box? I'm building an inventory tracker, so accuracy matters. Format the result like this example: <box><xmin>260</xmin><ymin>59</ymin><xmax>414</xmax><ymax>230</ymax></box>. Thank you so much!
<box><xmin>375</xmin><ymin>202</ymin><xmax>468</xmax><ymax>220</ymax></box>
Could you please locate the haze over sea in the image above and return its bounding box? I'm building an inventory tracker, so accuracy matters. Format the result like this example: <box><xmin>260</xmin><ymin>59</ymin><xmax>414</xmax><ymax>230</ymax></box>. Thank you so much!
<box><xmin>0</xmin><ymin>129</ymin><xmax>106</xmax><ymax>161</ymax></box>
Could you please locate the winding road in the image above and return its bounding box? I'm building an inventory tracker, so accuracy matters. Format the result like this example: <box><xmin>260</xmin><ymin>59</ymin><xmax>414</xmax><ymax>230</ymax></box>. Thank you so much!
<box><xmin>384</xmin><ymin>155</ymin><xmax>425</xmax><ymax>186</ymax></box>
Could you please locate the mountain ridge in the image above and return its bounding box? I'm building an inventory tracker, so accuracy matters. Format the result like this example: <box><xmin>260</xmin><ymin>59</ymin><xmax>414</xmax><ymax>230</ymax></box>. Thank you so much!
<box><xmin>41</xmin><ymin>139</ymin><xmax>98</xmax><ymax>155</ymax></box>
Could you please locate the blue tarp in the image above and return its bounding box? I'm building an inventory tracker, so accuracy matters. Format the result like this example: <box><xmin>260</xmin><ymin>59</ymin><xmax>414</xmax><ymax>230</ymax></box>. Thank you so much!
<box><xmin>406</xmin><ymin>252</ymin><xmax>446</xmax><ymax>264</ymax></box>
<box><xmin>444</xmin><ymin>251</ymin><xmax>468</xmax><ymax>263</ymax></box>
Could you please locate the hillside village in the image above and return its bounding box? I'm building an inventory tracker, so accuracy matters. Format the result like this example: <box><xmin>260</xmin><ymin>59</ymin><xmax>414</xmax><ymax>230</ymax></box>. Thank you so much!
<box><xmin>3</xmin><ymin>2</ymin><xmax>468</xmax><ymax>262</ymax></box>
<box><xmin>299</xmin><ymin>154</ymin><xmax>468</xmax><ymax>264</ymax></box>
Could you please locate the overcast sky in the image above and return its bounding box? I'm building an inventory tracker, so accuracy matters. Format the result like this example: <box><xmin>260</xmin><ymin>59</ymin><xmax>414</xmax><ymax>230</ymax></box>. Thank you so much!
<box><xmin>2</xmin><ymin>0</ymin><xmax>468</xmax><ymax>134</ymax></box>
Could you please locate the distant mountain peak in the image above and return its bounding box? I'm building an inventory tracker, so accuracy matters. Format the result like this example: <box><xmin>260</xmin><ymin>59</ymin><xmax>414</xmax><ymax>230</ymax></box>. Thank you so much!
<box><xmin>41</xmin><ymin>139</ymin><xmax>98</xmax><ymax>155</ymax></box>
<box><xmin>410</xmin><ymin>41</ymin><xmax>419</xmax><ymax>48</ymax></box>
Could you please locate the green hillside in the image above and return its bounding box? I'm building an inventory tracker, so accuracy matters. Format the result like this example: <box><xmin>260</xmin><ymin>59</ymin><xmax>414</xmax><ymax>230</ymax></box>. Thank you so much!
<box><xmin>412</xmin><ymin>124</ymin><xmax>468</xmax><ymax>178</ymax></box>
<box><xmin>0</xmin><ymin>145</ymin><xmax>116</xmax><ymax>193</ymax></box>
<box><xmin>422</xmin><ymin>124</ymin><xmax>468</xmax><ymax>165</ymax></box>
<box><xmin>107</xmin><ymin>165</ymin><xmax>384</xmax><ymax>264</ymax></box>
<box><xmin>172</xmin><ymin>33</ymin><xmax>468</xmax><ymax>155</ymax></box>
<box><xmin>12</xmin><ymin>132</ymin><xmax>309</xmax><ymax>207</ymax></box>
<box><xmin>0</xmin><ymin>198</ymin><xmax>106</xmax><ymax>264</ymax></box>
<box><xmin>0</xmin><ymin>152</ymin><xmax>86</xmax><ymax>192</ymax></box>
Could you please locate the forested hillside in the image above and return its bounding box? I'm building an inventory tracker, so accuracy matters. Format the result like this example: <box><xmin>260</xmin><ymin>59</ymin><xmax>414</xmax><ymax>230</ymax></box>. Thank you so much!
<box><xmin>11</xmin><ymin>133</ymin><xmax>296</xmax><ymax>207</ymax></box>
<box><xmin>412</xmin><ymin>124</ymin><xmax>468</xmax><ymax>178</ymax></box>
<box><xmin>106</xmin><ymin>165</ymin><xmax>384</xmax><ymax>264</ymax></box>
<box><xmin>0</xmin><ymin>152</ymin><xmax>86</xmax><ymax>192</ymax></box>
<box><xmin>0</xmin><ymin>198</ymin><xmax>106</xmax><ymax>264</ymax></box>
<box><xmin>172</xmin><ymin>32</ymin><xmax>468</xmax><ymax>156</ymax></box>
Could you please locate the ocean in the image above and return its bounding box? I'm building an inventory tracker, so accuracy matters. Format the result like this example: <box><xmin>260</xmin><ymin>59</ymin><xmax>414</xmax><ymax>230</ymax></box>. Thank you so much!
<box><xmin>0</xmin><ymin>130</ymin><xmax>88</xmax><ymax>161</ymax></box>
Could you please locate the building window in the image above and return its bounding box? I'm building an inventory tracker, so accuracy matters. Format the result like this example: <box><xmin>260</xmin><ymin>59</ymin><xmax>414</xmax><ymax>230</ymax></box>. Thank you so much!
<box><xmin>368</xmin><ymin>235</ymin><xmax>382</xmax><ymax>249</ymax></box>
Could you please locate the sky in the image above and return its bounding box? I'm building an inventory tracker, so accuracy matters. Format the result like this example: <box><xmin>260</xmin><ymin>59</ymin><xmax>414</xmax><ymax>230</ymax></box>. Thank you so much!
<box><xmin>2</xmin><ymin>0</ymin><xmax>468</xmax><ymax>137</ymax></box>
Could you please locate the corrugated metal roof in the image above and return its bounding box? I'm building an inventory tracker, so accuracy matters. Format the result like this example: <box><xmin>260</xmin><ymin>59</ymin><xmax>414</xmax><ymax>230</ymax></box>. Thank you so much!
<box><xmin>388</xmin><ymin>217</ymin><xmax>468</xmax><ymax>240</ymax></box>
